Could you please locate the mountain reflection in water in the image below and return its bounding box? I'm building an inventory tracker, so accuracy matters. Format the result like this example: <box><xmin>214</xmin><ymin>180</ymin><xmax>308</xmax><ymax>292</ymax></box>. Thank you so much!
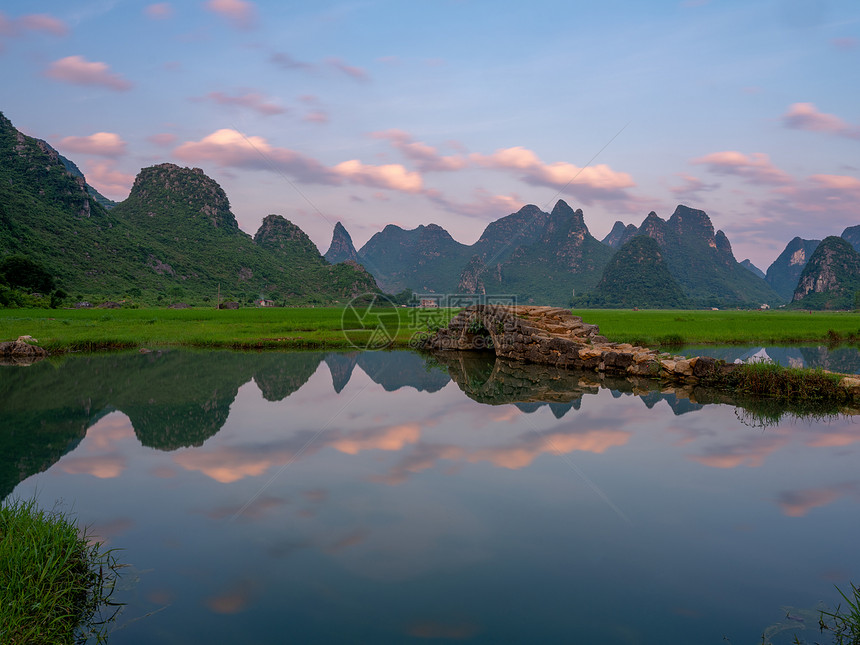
<box><xmin>2</xmin><ymin>349</ymin><xmax>860</xmax><ymax>644</ymax></box>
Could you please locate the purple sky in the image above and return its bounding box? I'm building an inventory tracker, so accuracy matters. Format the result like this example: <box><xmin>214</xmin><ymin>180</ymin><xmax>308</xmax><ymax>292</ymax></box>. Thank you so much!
<box><xmin>2</xmin><ymin>0</ymin><xmax>858</xmax><ymax>270</ymax></box>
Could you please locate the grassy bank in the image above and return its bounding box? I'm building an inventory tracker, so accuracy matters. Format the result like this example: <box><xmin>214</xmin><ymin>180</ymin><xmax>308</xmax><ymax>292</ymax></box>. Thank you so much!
<box><xmin>0</xmin><ymin>306</ymin><xmax>457</xmax><ymax>352</ymax></box>
<box><xmin>0</xmin><ymin>498</ymin><xmax>121</xmax><ymax>644</ymax></box>
<box><xmin>1</xmin><ymin>307</ymin><xmax>858</xmax><ymax>353</ymax></box>
<box><xmin>572</xmin><ymin>308</ymin><xmax>860</xmax><ymax>346</ymax></box>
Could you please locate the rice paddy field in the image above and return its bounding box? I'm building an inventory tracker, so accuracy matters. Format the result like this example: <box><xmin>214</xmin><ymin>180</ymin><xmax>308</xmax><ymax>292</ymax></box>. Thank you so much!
<box><xmin>0</xmin><ymin>306</ymin><xmax>859</xmax><ymax>353</ymax></box>
<box><xmin>573</xmin><ymin>308</ymin><xmax>860</xmax><ymax>346</ymax></box>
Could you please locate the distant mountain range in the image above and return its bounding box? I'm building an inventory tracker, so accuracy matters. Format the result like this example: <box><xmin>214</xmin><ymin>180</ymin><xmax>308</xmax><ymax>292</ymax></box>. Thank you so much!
<box><xmin>0</xmin><ymin>111</ymin><xmax>377</xmax><ymax>305</ymax></box>
<box><xmin>2</xmin><ymin>108</ymin><xmax>859</xmax><ymax>310</ymax></box>
<box><xmin>328</xmin><ymin>201</ymin><xmax>783</xmax><ymax>308</ymax></box>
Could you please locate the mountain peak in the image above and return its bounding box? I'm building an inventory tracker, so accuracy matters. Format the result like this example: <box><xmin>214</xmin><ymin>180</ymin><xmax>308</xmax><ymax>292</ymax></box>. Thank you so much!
<box><xmin>548</xmin><ymin>199</ymin><xmax>586</xmax><ymax>233</ymax></box>
<box><xmin>793</xmin><ymin>235</ymin><xmax>860</xmax><ymax>306</ymax></box>
<box><xmin>602</xmin><ymin>221</ymin><xmax>638</xmax><ymax>248</ymax></box>
<box><xmin>126</xmin><ymin>163</ymin><xmax>238</xmax><ymax>230</ymax></box>
<box><xmin>254</xmin><ymin>214</ymin><xmax>326</xmax><ymax>269</ymax></box>
<box><xmin>668</xmin><ymin>204</ymin><xmax>715</xmax><ymax>238</ymax></box>
<box><xmin>765</xmin><ymin>237</ymin><xmax>822</xmax><ymax>300</ymax></box>
<box><xmin>325</xmin><ymin>221</ymin><xmax>359</xmax><ymax>264</ymax></box>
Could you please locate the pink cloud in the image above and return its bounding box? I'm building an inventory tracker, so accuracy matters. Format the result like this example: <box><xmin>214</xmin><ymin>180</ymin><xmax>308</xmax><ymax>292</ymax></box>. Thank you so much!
<box><xmin>808</xmin><ymin>174</ymin><xmax>860</xmax><ymax>191</ymax></box>
<box><xmin>832</xmin><ymin>37</ymin><xmax>858</xmax><ymax>51</ymax></box>
<box><xmin>58</xmin><ymin>132</ymin><xmax>127</xmax><ymax>157</ymax></box>
<box><xmin>145</xmin><ymin>3</ymin><xmax>174</xmax><ymax>19</ymax></box>
<box><xmin>194</xmin><ymin>90</ymin><xmax>286</xmax><ymax>116</ymax></box>
<box><xmin>471</xmin><ymin>146</ymin><xmax>635</xmax><ymax>204</ymax></box>
<box><xmin>85</xmin><ymin>161</ymin><xmax>135</xmax><ymax>199</ymax></box>
<box><xmin>332</xmin><ymin>159</ymin><xmax>423</xmax><ymax>193</ymax></box>
<box><xmin>174</xmin><ymin>128</ymin><xmax>423</xmax><ymax>192</ymax></box>
<box><xmin>326</xmin><ymin>57</ymin><xmax>370</xmax><ymax>82</ymax></box>
<box><xmin>691</xmin><ymin>151</ymin><xmax>793</xmax><ymax>185</ymax></box>
<box><xmin>303</xmin><ymin>110</ymin><xmax>329</xmax><ymax>124</ymax></box>
<box><xmin>0</xmin><ymin>12</ymin><xmax>68</xmax><ymax>37</ymax></box>
<box><xmin>147</xmin><ymin>132</ymin><xmax>177</xmax><ymax>146</ymax></box>
<box><xmin>205</xmin><ymin>0</ymin><xmax>257</xmax><ymax>30</ymax></box>
<box><xmin>373</xmin><ymin>129</ymin><xmax>467</xmax><ymax>172</ymax></box>
<box><xmin>45</xmin><ymin>55</ymin><xmax>133</xmax><ymax>91</ymax></box>
<box><xmin>18</xmin><ymin>13</ymin><xmax>68</xmax><ymax>36</ymax></box>
<box><xmin>668</xmin><ymin>172</ymin><xmax>720</xmax><ymax>198</ymax></box>
<box><xmin>781</xmin><ymin>103</ymin><xmax>860</xmax><ymax>139</ymax></box>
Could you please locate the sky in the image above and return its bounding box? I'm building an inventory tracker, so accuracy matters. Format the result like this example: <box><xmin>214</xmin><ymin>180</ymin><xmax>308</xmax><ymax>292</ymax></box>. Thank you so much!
<box><xmin>1</xmin><ymin>0</ymin><xmax>858</xmax><ymax>271</ymax></box>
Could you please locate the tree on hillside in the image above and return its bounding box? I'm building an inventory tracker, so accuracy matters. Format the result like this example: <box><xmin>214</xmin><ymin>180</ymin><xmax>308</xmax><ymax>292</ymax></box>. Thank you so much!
<box><xmin>0</xmin><ymin>255</ymin><xmax>55</xmax><ymax>293</ymax></box>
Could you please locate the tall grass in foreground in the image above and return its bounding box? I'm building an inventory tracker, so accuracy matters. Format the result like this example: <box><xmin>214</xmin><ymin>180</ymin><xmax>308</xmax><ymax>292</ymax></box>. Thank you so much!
<box><xmin>0</xmin><ymin>498</ymin><xmax>123</xmax><ymax>644</ymax></box>
<box><xmin>819</xmin><ymin>583</ymin><xmax>860</xmax><ymax>645</ymax></box>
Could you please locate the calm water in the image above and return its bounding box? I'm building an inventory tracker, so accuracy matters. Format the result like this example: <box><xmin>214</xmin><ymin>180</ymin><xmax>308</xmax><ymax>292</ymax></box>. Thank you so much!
<box><xmin>2</xmin><ymin>349</ymin><xmax>860</xmax><ymax>644</ymax></box>
<box><xmin>678</xmin><ymin>344</ymin><xmax>860</xmax><ymax>374</ymax></box>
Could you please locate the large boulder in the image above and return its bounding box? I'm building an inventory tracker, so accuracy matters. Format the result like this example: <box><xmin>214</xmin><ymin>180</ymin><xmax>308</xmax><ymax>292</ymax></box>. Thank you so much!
<box><xmin>0</xmin><ymin>336</ymin><xmax>48</xmax><ymax>365</ymax></box>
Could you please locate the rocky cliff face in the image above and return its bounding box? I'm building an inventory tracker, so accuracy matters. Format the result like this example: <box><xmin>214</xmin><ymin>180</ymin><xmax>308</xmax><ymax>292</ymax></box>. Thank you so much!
<box><xmin>602</xmin><ymin>221</ymin><xmax>638</xmax><ymax>248</ymax></box>
<box><xmin>324</xmin><ymin>221</ymin><xmax>360</xmax><ymax>264</ymax></box>
<box><xmin>841</xmin><ymin>225</ymin><xmax>860</xmax><ymax>253</ymax></box>
<box><xmin>765</xmin><ymin>237</ymin><xmax>822</xmax><ymax>300</ymax></box>
<box><xmin>793</xmin><ymin>236</ymin><xmax>860</xmax><ymax>308</ymax></box>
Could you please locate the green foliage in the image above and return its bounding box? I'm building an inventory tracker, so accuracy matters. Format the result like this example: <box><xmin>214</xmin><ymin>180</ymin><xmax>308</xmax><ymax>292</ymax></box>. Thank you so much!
<box><xmin>790</xmin><ymin>237</ymin><xmax>860</xmax><ymax>310</ymax></box>
<box><xmin>466</xmin><ymin>318</ymin><xmax>488</xmax><ymax>334</ymax></box>
<box><xmin>0</xmin><ymin>497</ymin><xmax>122</xmax><ymax>644</ymax></box>
<box><xmin>390</xmin><ymin>288</ymin><xmax>414</xmax><ymax>306</ymax></box>
<box><xmin>359</xmin><ymin>223</ymin><xmax>474</xmax><ymax>294</ymax></box>
<box><xmin>574</xmin><ymin>235</ymin><xmax>690</xmax><ymax>309</ymax></box>
<box><xmin>705</xmin><ymin>361</ymin><xmax>847</xmax><ymax>406</ymax></box>
<box><xmin>0</xmin><ymin>113</ymin><xmax>378</xmax><ymax>306</ymax></box>
<box><xmin>0</xmin><ymin>254</ymin><xmax>55</xmax><ymax>293</ymax></box>
<box><xmin>819</xmin><ymin>582</ymin><xmax>860</xmax><ymax>645</ymax></box>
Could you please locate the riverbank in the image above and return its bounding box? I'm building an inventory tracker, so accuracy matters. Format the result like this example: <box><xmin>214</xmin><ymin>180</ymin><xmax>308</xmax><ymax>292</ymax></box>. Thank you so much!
<box><xmin>0</xmin><ymin>498</ymin><xmax>121</xmax><ymax>643</ymax></box>
<box><xmin>1</xmin><ymin>307</ymin><xmax>859</xmax><ymax>353</ymax></box>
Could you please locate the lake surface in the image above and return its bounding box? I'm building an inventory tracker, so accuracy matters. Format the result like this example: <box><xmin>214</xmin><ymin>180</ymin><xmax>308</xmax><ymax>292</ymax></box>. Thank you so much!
<box><xmin>2</xmin><ymin>349</ymin><xmax>860</xmax><ymax>644</ymax></box>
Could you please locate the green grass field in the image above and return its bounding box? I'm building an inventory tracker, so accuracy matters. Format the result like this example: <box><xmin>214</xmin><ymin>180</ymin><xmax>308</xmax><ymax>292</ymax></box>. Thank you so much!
<box><xmin>0</xmin><ymin>306</ymin><xmax>458</xmax><ymax>352</ymax></box>
<box><xmin>1</xmin><ymin>307</ymin><xmax>858</xmax><ymax>353</ymax></box>
<box><xmin>572</xmin><ymin>309</ymin><xmax>860</xmax><ymax>346</ymax></box>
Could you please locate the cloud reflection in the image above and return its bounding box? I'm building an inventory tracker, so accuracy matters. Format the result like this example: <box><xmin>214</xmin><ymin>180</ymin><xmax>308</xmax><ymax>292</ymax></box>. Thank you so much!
<box><xmin>204</xmin><ymin>579</ymin><xmax>257</xmax><ymax>614</ymax></box>
<box><xmin>776</xmin><ymin>482</ymin><xmax>860</xmax><ymax>517</ymax></box>
<box><xmin>59</xmin><ymin>412</ymin><xmax>136</xmax><ymax>478</ymax></box>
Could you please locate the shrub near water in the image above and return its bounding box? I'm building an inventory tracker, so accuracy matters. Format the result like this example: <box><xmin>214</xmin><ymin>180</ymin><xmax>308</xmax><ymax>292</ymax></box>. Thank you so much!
<box><xmin>726</xmin><ymin>361</ymin><xmax>847</xmax><ymax>403</ymax></box>
<box><xmin>0</xmin><ymin>498</ymin><xmax>122</xmax><ymax>644</ymax></box>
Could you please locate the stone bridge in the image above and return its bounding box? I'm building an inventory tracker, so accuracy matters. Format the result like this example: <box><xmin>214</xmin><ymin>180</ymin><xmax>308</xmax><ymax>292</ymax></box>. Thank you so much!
<box><xmin>421</xmin><ymin>305</ymin><xmax>734</xmax><ymax>382</ymax></box>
